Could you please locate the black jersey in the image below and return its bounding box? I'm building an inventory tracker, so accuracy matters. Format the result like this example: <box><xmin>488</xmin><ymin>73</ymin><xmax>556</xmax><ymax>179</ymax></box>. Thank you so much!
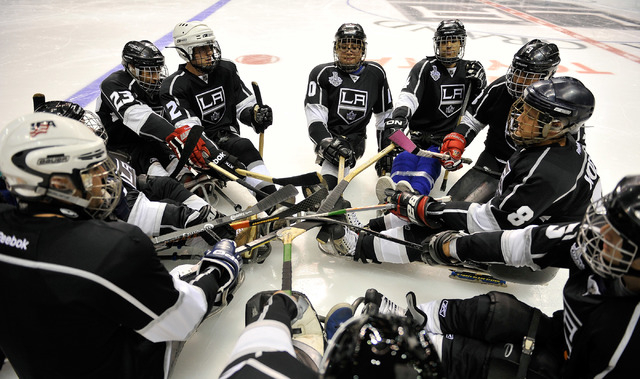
<box><xmin>397</xmin><ymin>57</ymin><xmax>480</xmax><ymax>142</ymax></box>
<box><xmin>455</xmin><ymin>75</ymin><xmax>516</xmax><ymax>166</ymax></box>
<box><xmin>446</xmin><ymin>222</ymin><xmax>638</xmax><ymax>377</ymax></box>
<box><xmin>304</xmin><ymin>61</ymin><xmax>392</xmax><ymax>146</ymax></box>
<box><xmin>0</xmin><ymin>205</ymin><xmax>209</xmax><ymax>378</ymax></box>
<box><xmin>161</xmin><ymin>60</ymin><xmax>254</xmax><ymax>138</ymax></box>
<box><xmin>97</xmin><ymin>70</ymin><xmax>175</xmax><ymax>151</ymax></box>
<box><xmin>427</xmin><ymin>136</ymin><xmax>601</xmax><ymax>232</ymax></box>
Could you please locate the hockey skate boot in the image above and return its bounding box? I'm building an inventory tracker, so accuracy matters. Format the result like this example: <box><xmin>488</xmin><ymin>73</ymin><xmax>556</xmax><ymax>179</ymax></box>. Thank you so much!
<box><xmin>316</xmin><ymin>197</ymin><xmax>362</xmax><ymax>251</ymax></box>
<box><xmin>324</xmin><ymin>303</ymin><xmax>353</xmax><ymax>340</ymax></box>
<box><xmin>396</xmin><ymin>179</ymin><xmax>417</xmax><ymax>195</ymax></box>
<box><xmin>363</xmin><ymin>288</ymin><xmax>407</xmax><ymax>316</ymax></box>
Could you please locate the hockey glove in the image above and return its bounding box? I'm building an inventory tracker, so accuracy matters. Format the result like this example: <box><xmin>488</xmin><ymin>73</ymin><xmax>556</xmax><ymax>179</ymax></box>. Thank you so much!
<box><xmin>440</xmin><ymin>132</ymin><xmax>466</xmax><ymax>171</ymax></box>
<box><xmin>317</xmin><ymin>137</ymin><xmax>356</xmax><ymax>168</ymax></box>
<box><xmin>375</xmin><ymin>147</ymin><xmax>401</xmax><ymax>177</ymax></box>
<box><xmin>166</xmin><ymin>125</ymin><xmax>210</xmax><ymax>170</ymax></box>
<box><xmin>207</xmin><ymin>149</ymin><xmax>247</xmax><ymax>178</ymax></box>
<box><xmin>388</xmin><ymin>190</ymin><xmax>433</xmax><ymax>226</ymax></box>
<box><xmin>251</xmin><ymin>104</ymin><xmax>273</xmax><ymax>133</ymax></box>
<box><xmin>191</xmin><ymin>239</ymin><xmax>243</xmax><ymax>309</ymax></box>
<box><xmin>425</xmin><ymin>230</ymin><xmax>465</xmax><ymax>266</ymax></box>
<box><xmin>380</xmin><ymin>117</ymin><xmax>408</xmax><ymax>149</ymax></box>
<box><xmin>465</xmin><ymin>60</ymin><xmax>487</xmax><ymax>98</ymax></box>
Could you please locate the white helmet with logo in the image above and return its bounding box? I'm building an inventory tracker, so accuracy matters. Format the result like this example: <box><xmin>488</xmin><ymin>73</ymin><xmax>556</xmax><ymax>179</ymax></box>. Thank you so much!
<box><xmin>0</xmin><ymin>113</ymin><xmax>121</xmax><ymax>219</ymax></box>
<box><xmin>172</xmin><ymin>21</ymin><xmax>221</xmax><ymax>72</ymax></box>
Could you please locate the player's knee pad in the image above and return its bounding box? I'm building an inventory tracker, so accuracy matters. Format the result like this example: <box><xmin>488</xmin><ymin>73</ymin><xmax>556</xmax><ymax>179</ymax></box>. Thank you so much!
<box><xmin>226</xmin><ymin>136</ymin><xmax>262</xmax><ymax>163</ymax></box>
<box><xmin>485</xmin><ymin>341</ymin><xmax>561</xmax><ymax>379</ymax></box>
<box><xmin>447</xmin><ymin>166</ymin><xmax>500</xmax><ymax>202</ymax></box>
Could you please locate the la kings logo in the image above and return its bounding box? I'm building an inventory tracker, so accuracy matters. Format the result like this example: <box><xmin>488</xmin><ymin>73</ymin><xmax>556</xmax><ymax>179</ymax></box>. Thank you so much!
<box><xmin>337</xmin><ymin>88</ymin><xmax>368</xmax><ymax>125</ymax></box>
<box><xmin>439</xmin><ymin>84</ymin><xmax>465</xmax><ymax>117</ymax></box>
<box><xmin>196</xmin><ymin>86</ymin><xmax>226</xmax><ymax>123</ymax></box>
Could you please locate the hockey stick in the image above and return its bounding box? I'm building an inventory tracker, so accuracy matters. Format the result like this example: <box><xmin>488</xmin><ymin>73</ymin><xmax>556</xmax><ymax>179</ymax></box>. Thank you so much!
<box><xmin>33</xmin><ymin>93</ymin><xmax>46</xmax><ymax>110</ymax></box>
<box><xmin>338</xmin><ymin>156</ymin><xmax>345</xmax><ymax>182</ymax></box>
<box><xmin>440</xmin><ymin>81</ymin><xmax>474</xmax><ymax>191</ymax></box>
<box><xmin>317</xmin><ymin>143</ymin><xmax>396</xmax><ymax>214</ymax></box>
<box><xmin>387</xmin><ymin>131</ymin><xmax>473</xmax><ymax>164</ymax></box>
<box><xmin>230</xmin><ymin>187</ymin><xmax>328</xmax><ymax>230</ymax></box>
<box><xmin>251</xmin><ymin>81</ymin><xmax>265</xmax><ymax>156</ymax></box>
<box><xmin>234</xmin><ymin>168</ymin><xmax>323</xmax><ymax>187</ymax></box>
<box><xmin>169</xmin><ymin>124</ymin><xmax>203</xmax><ymax>179</ymax></box>
<box><xmin>152</xmin><ymin>184</ymin><xmax>298</xmax><ymax>247</ymax></box>
<box><xmin>207</xmin><ymin>161</ymin><xmax>294</xmax><ymax>208</ymax></box>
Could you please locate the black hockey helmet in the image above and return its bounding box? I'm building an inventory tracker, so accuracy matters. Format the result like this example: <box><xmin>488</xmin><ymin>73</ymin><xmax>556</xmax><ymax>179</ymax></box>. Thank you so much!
<box><xmin>320</xmin><ymin>312</ymin><xmax>442</xmax><ymax>378</ymax></box>
<box><xmin>579</xmin><ymin>175</ymin><xmax>640</xmax><ymax>278</ymax></box>
<box><xmin>506</xmin><ymin>39</ymin><xmax>560</xmax><ymax>97</ymax></box>
<box><xmin>333</xmin><ymin>23</ymin><xmax>367</xmax><ymax>73</ymax></box>
<box><xmin>121</xmin><ymin>40</ymin><xmax>168</xmax><ymax>94</ymax></box>
<box><xmin>433</xmin><ymin>19</ymin><xmax>467</xmax><ymax>64</ymax></box>
<box><xmin>36</xmin><ymin>100</ymin><xmax>108</xmax><ymax>143</ymax></box>
<box><xmin>508</xmin><ymin>77</ymin><xmax>594</xmax><ymax>146</ymax></box>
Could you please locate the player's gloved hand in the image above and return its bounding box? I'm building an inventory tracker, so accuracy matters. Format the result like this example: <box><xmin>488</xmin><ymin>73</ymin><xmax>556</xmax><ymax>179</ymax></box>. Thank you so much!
<box><xmin>191</xmin><ymin>239</ymin><xmax>243</xmax><ymax>311</ymax></box>
<box><xmin>207</xmin><ymin>148</ymin><xmax>247</xmax><ymax>178</ymax></box>
<box><xmin>465</xmin><ymin>60</ymin><xmax>486</xmax><ymax>98</ymax></box>
<box><xmin>388</xmin><ymin>190</ymin><xmax>433</xmax><ymax>226</ymax></box>
<box><xmin>251</xmin><ymin>104</ymin><xmax>273</xmax><ymax>133</ymax></box>
<box><xmin>166</xmin><ymin>125</ymin><xmax>211</xmax><ymax>169</ymax></box>
<box><xmin>316</xmin><ymin>137</ymin><xmax>356</xmax><ymax>168</ymax></box>
<box><xmin>424</xmin><ymin>230</ymin><xmax>465</xmax><ymax>266</ymax></box>
<box><xmin>380</xmin><ymin>117</ymin><xmax>408</xmax><ymax>149</ymax></box>
<box><xmin>440</xmin><ymin>132</ymin><xmax>466</xmax><ymax>171</ymax></box>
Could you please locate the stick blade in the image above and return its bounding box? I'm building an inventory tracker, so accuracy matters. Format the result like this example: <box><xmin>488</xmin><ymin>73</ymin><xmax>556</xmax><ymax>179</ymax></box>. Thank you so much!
<box><xmin>387</xmin><ymin>130</ymin><xmax>418</xmax><ymax>154</ymax></box>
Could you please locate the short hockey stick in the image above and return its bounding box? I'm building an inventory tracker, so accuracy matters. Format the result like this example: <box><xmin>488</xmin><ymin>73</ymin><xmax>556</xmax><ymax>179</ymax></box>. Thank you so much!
<box><xmin>440</xmin><ymin>81</ymin><xmax>474</xmax><ymax>191</ymax></box>
<box><xmin>170</xmin><ymin>124</ymin><xmax>203</xmax><ymax>179</ymax></box>
<box><xmin>251</xmin><ymin>81</ymin><xmax>265</xmax><ymax>156</ymax></box>
<box><xmin>387</xmin><ymin>130</ymin><xmax>473</xmax><ymax>164</ymax></box>
<box><xmin>152</xmin><ymin>184</ymin><xmax>298</xmax><ymax>247</ymax></box>
<box><xmin>234</xmin><ymin>168</ymin><xmax>323</xmax><ymax>187</ymax></box>
<box><xmin>338</xmin><ymin>156</ymin><xmax>345</xmax><ymax>182</ymax></box>
<box><xmin>230</xmin><ymin>188</ymin><xmax>328</xmax><ymax>230</ymax></box>
<box><xmin>317</xmin><ymin>143</ymin><xmax>396</xmax><ymax>214</ymax></box>
<box><xmin>207</xmin><ymin>161</ymin><xmax>294</xmax><ymax>208</ymax></box>
<box><xmin>33</xmin><ymin>93</ymin><xmax>46</xmax><ymax>110</ymax></box>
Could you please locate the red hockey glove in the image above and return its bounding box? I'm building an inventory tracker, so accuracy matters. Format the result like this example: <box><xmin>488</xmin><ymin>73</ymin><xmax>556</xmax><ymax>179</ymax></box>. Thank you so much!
<box><xmin>440</xmin><ymin>132</ymin><xmax>466</xmax><ymax>171</ymax></box>
<box><xmin>166</xmin><ymin>125</ymin><xmax>210</xmax><ymax>169</ymax></box>
<box><xmin>388</xmin><ymin>190</ymin><xmax>431</xmax><ymax>226</ymax></box>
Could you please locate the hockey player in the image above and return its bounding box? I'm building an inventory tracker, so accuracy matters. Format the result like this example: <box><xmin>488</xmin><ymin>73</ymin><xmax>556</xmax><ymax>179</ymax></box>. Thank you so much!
<box><xmin>160</xmin><ymin>21</ymin><xmax>276</xmax><ymax>200</ymax></box>
<box><xmin>376</xmin><ymin>19</ymin><xmax>486</xmax><ymax>197</ymax></box>
<box><xmin>305</xmin><ymin>22</ymin><xmax>393</xmax><ymax>191</ymax></box>
<box><xmin>324</xmin><ymin>77</ymin><xmax>601</xmax><ymax>278</ymax></box>
<box><xmin>97</xmin><ymin>40</ymin><xmax>214</xmax><ymax>178</ymax></box>
<box><xmin>361</xmin><ymin>175</ymin><xmax>640</xmax><ymax>378</ymax></box>
<box><xmin>218</xmin><ymin>290</ymin><xmax>442</xmax><ymax>378</ymax></box>
<box><xmin>0</xmin><ymin>112</ymin><xmax>243</xmax><ymax>378</ymax></box>
<box><xmin>441</xmin><ymin>39</ymin><xmax>566</xmax><ymax>202</ymax></box>
<box><xmin>37</xmin><ymin>100</ymin><xmax>235</xmax><ymax>244</ymax></box>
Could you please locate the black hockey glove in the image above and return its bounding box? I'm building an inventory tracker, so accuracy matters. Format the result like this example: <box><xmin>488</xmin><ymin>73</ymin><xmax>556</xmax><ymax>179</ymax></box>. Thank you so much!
<box><xmin>251</xmin><ymin>104</ymin><xmax>273</xmax><ymax>133</ymax></box>
<box><xmin>207</xmin><ymin>149</ymin><xmax>247</xmax><ymax>179</ymax></box>
<box><xmin>424</xmin><ymin>230</ymin><xmax>465</xmax><ymax>266</ymax></box>
<box><xmin>465</xmin><ymin>60</ymin><xmax>486</xmax><ymax>98</ymax></box>
<box><xmin>380</xmin><ymin>117</ymin><xmax>408</xmax><ymax>149</ymax></box>
<box><xmin>191</xmin><ymin>239</ymin><xmax>243</xmax><ymax>310</ymax></box>
<box><xmin>316</xmin><ymin>137</ymin><xmax>356</xmax><ymax>168</ymax></box>
<box><xmin>375</xmin><ymin>147</ymin><xmax>401</xmax><ymax>176</ymax></box>
<box><xmin>388</xmin><ymin>190</ymin><xmax>438</xmax><ymax>227</ymax></box>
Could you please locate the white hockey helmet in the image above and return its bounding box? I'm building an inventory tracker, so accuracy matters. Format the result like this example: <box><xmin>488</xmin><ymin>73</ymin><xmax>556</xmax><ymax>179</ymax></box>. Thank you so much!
<box><xmin>0</xmin><ymin>113</ymin><xmax>121</xmax><ymax>219</ymax></box>
<box><xmin>172</xmin><ymin>21</ymin><xmax>221</xmax><ymax>72</ymax></box>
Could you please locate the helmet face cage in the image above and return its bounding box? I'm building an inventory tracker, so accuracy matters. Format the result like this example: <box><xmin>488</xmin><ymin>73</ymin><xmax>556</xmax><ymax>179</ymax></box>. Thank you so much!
<box><xmin>578</xmin><ymin>195</ymin><xmax>639</xmax><ymax>278</ymax></box>
<box><xmin>333</xmin><ymin>23</ymin><xmax>367</xmax><ymax>73</ymax></box>
<box><xmin>70</xmin><ymin>158</ymin><xmax>122</xmax><ymax>220</ymax></box>
<box><xmin>122</xmin><ymin>41</ymin><xmax>168</xmax><ymax>95</ymax></box>
<box><xmin>80</xmin><ymin>110</ymin><xmax>108</xmax><ymax>144</ymax></box>
<box><xmin>433</xmin><ymin>19</ymin><xmax>466</xmax><ymax>64</ymax></box>
<box><xmin>508</xmin><ymin>97</ymin><xmax>564</xmax><ymax>146</ymax></box>
<box><xmin>188</xmin><ymin>40</ymin><xmax>222</xmax><ymax>74</ymax></box>
<box><xmin>321</xmin><ymin>313</ymin><xmax>440</xmax><ymax>377</ymax></box>
<box><xmin>506</xmin><ymin>66</ymin><xmax>550</xmax><ymax>98</ymax></box>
